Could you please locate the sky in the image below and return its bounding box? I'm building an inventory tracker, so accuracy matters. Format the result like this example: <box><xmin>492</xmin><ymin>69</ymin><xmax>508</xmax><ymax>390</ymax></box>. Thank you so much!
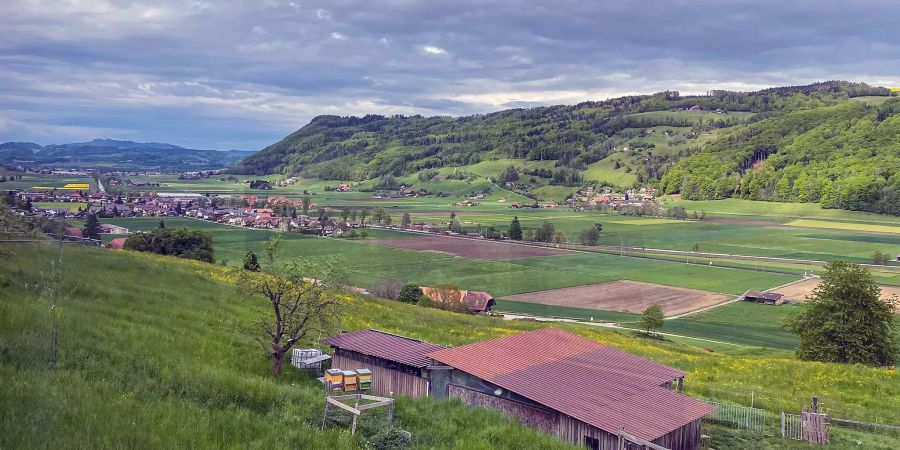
<box><xmin>1</xmin><ymin>0</ymin><xmax>899</xmax><ymax>150</ymax></box>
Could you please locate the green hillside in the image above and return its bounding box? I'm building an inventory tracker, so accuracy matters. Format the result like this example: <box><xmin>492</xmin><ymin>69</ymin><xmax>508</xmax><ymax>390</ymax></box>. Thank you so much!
<box><xmin>2</xmin><ymin>242</ymin><xmax>899</xmax><ymax>449</ymax></box>
<box><xmin>234</xmin><ymin>81</ymin><xmax>900</xmax><ymax>215</ymax></box>
<box><xmin>660</xmin><ymin>99</ymin><xmax>900</xmax><ymax>215</ymax></box>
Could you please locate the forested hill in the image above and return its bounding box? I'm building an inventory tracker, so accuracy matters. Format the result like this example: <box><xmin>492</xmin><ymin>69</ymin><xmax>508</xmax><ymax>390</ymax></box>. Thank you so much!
<box><xmin>660</xmin><ymin>99</ymin><xmax>900</xmax><ymax>215</ymax></box>
<box><xmin>235</xmin><ymin>81</ymin><xmax>899</xmax><ymax>214</ymax></box>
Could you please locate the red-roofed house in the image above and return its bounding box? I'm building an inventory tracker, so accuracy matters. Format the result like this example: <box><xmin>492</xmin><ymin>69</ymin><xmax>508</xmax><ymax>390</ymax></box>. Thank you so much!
<box><xmin>427</xmin><ymin>328</ymin><xmax>713</xmax><ymax>450</ymax></box>
<box><xmin>323</xmin><ymin>329</ymin><xmax>447</xmax><ymax>398</ymax></box>
<box><xmin>64</xmin><ymin>227</ymin><xmax>83</xmax><ymax>238</ymax></box>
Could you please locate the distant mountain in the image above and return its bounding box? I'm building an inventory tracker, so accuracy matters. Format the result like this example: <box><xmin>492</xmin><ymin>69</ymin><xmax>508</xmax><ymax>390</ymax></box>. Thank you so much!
<box><xmin>0</xmin><ymin>139</ymin><xmax>253</xmax><ymax>171</ymax></box>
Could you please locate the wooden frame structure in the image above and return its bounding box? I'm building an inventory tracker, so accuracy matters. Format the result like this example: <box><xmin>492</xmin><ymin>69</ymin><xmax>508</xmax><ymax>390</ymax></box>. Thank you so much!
<box><xmin>321</xmin><ymin>393</ymin><xmax>395</xmax><ymax>436</ymax></box>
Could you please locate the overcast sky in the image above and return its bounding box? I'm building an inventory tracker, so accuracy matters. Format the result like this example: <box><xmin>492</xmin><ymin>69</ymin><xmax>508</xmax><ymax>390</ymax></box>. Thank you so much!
<box><xmin>1</xmin><ymin>0</ymin><xmax>899</xmax><ymax>150</ymax></box>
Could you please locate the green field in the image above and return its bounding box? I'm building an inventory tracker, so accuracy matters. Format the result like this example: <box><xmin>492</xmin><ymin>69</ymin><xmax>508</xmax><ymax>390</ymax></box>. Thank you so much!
<box><xmin>2</xmin><ymin>242</ymin><xmax>898</xmax><ymax>449</ymax></box>
<box><xmin>0</xmin><ymin>173</ymin><xmax>96</xmax><ymax>192</ymax></box>
<box><xmin>32</xmin><ymin>201</ymin><xmax>89</xmax><ymax>212</ymax></box>
<box><xmin>97</xmin><ymin>217</ymin><xmax>795</xmax><ymax>298</ymax></box>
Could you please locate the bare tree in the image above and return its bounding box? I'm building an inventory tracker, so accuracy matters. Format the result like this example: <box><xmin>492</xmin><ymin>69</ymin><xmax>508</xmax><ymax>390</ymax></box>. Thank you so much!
<box><xmin>238</xmin><ymin>258</ymin><xmax>348</xmax><ymax>375</ymax></box>
<box><xmin>369</xmin><ymin>276</ymin><xmax>404</xmax><ymax>300</ymax></box>
<box><xmin>424</xmin><ymin>284</ymin><xmax>467</xmax><ymax>313</ymax></box>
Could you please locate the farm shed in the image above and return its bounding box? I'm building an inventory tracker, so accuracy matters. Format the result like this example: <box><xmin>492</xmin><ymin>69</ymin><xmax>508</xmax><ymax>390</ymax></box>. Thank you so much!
<box><xmin>743</xmin><ymin>290</ymin><xmax>785</xmax><ymax>305</ymax></box>
<box><xmin>427</xmin><ymin>328</ymin><xmax>714</xmax><ymax>450</ymax></box>
<box><xmin>323</xmin><ymin>329</ymin><xmax>446</xmax><ymax>398</ymax></box>
<box><xmin>420</xmin><ymin>287</ymin><xmax>496</xmax><ymax>314</ymax></box>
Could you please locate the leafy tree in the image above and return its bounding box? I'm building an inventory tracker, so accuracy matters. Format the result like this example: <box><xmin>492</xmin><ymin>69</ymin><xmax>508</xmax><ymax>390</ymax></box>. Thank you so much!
<box><xmin>552</xmin><ymin>230</ymin><xmax>566</xmax><ymax>244</ymax></box>
<box><xmin>872</xmin><ymin>251</ymin><xmax>889</xmax><ymax>265</ymax></box>
<box><xmin>123</xmin><ymin>227</ymin><xmax>214</xmax><ymax>262</ymax></box>
<box><xmin>237</xmin><ymin>258</ymin><xmax>347</xmax><ymax>375</ymax></box>
<box><xmin>579</xmin><ymin>227</ymin><xmax>600</xmax><ymax>245</ymax></box>
<box><xmin>784</xmin><ymin>261</ymin><xmax>897</xmax><ymax>365</ymax></box>
<box><xmin>508</xmin><ymin>216</ymin><xmax>523</xmax><ymax>240</ymax></box>
<box><xmin>383</xmin><ymin>214</ymin><xmax>392</xmax><ymax>226</ymax></box>
<box><xmin>640</xmin><ymin>304</ymin><xmax>665</xmax><ymax>335</ymax></box>
<box><xmin>401</xmin><ymin>212</ymin><xmax>411</xmax><ymax>228</ymax></box>
<box><xmin>359</xmin><ymin>209</ymin><xmax>369</xmax><ymax>226</ymax></box>
<box><xmin>159</xmin><ymin>220</ymin><xmax>166</xmax><ymax>229</ymax></box>
<box><xmin>263</xmin><ymin>234</ymin><xmax>282</xmax><ymax>267</ymax></box>
<box><xmin>425</xmin><ymin>284</ymin><xmax>467</xmax><ymax>312</ymax></box>
<box><xmin>537</xmin><ymin>221</ymin><xmax>555</xmax><ymax>243</ymax></box>
<box><xmin>340</xmin><ymin>209</ymin><xmax>350</xmax><ymax>221</ymax></box>
<box><xmin>449</xmin><ymin>217</ymin><xmax>463</xmax><ymax>233</ymax></box>
<box><xmin>372</xmin><ymin>208</ymin><xmax>386</xmax><ymax>225</ymax></box>
<box><xmin>301</xmin><ymin>195</ymin><xmax>311</xmax><ymax>215</ymax></box>
<box><xmin>82</xmin><ymin>213</ymin><xmax>102</xmax><ymax>240</ymax></box>
<box><xmin>397</xmin><ymin>283</ymin><xmax>423</xmax><ymax>304</ymax></box>
<box><xmin>243</xmin><ymin>251</ymin><xmax>261</xmax><ymax>271</ymax></box>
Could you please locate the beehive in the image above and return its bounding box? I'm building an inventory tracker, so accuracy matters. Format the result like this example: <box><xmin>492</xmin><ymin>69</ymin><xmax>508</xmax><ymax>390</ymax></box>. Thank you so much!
<box><xmin>341</xmin><ymin>370</ymin><xmax>358</xmax><ymax>392</ymax></box>
<box><xmin>356</xmin><ymin>368</ymin><xmax>372</xmax><ymax>390</ymax></box>
<box><xmin>325</xmin><ymin>369</ymin><xmax>344</xmax><ymax>391</ymax></box>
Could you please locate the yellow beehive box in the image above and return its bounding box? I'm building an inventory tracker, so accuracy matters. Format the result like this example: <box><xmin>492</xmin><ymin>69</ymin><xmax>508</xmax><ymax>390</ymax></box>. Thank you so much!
<box><xmin>325</xmin><ymin>369</ymin><xmax>343</xmax><ymax>391</ymax></box>
<box><xmin>341</xmin><ymin>370</ymin><xmax>358</xmax><ymax>391</ymax></box>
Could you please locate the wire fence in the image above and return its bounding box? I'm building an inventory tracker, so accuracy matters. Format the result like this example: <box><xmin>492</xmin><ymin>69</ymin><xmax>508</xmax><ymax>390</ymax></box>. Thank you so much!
<box><xmin>706</xmin><ymin>401</ymin><xmax>767</xmax><ymax>433</ymax></box>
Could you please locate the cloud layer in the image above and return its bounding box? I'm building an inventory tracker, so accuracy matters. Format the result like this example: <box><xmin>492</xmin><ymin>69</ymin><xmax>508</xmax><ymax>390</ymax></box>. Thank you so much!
<box><xmin>2</xmin><ymin>0</ymin><xmax>899</xmax><ymax>149</ymax></box>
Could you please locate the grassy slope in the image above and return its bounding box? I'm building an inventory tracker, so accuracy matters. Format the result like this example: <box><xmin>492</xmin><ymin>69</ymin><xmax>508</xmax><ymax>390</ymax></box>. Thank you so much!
<box><xmin>1</xmin><ymin>243</ymin><xmax>897</xmax><ymax>449</ymax></box>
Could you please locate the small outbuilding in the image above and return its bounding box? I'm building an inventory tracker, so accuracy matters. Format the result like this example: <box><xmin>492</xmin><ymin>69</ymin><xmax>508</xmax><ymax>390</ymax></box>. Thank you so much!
<box><xmin>427</xmin><ymin>328</ymin><xmax>714</xmax><ymax>450</ymax></box>
<box><xmin>323</xmin><ymin>329</ymin><xmax>446</xmax><ymax>398</ymax></box>
<box><xmin>743</xmin><ymin>290</ymin><xmax>785</xmax><ymax>305</ymax></box>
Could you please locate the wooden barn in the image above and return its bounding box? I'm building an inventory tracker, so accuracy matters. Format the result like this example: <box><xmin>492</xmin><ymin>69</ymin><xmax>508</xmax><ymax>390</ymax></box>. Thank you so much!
<box><xmin>743</xmin><ymin>290</ymin><xmax>785</xmax><ymax>305</ymax></box>
<box><xmin>427</xmin><ymin>328</ymin><xmax>714</xmax><ymax>450</ymax></box>
<box><xmin>323</xmin><ymin>329</ymin><xmax>446</xmax><ymax>398</ymax></box>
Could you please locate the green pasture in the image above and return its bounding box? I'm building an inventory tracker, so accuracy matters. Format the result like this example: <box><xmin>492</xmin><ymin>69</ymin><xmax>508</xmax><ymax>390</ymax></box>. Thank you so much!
<box><xmin>97</xmin><ymin>217</ymin><xmax>794</xmax><ymax>298</ymax></box>
<box><xmin>1</xmin><ymin>242</ymin><xmax>898</xmax><ymax>449</ymax></box>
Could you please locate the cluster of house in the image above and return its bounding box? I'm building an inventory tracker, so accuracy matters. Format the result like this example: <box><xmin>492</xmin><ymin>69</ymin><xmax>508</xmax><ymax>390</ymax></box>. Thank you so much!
<box><xmin>321</xmin><ymin>327</ymin><xmax>713</xmax><ymax>450</ymax></box>
<box><xmin>567</xmin><ymin>186</ymin><xmax>658</xmax><ymax>209</ymax></box>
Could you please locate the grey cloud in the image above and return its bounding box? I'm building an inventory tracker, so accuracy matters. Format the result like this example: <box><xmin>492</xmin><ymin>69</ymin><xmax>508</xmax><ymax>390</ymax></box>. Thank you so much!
<box><xmin>1</xmin><ymin>0</ymin><xmax>899</xmax><ymax>149</ymax></box>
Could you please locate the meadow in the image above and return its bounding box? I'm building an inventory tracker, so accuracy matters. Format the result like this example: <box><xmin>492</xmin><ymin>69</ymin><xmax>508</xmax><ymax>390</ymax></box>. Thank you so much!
<box><xmin>96</xmin><ymin>217</ymin><xmax>795</xmax><ymax>299</ymax></box>
<box><xmin>1</xmin><ymin>242</ymin><xmax>898</xmax><ymax>449</ymax></box>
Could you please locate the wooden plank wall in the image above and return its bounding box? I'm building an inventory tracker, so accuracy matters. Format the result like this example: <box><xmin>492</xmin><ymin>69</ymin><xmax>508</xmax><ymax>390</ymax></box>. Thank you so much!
<box><xmin>331</xmin><ymin>354</ymin><xmax>429</xmax><ymax>398</ymax></box>
<box><xmin>558</xmin><ymin>415</ymin><xmax>701</xmax><ymax>450</ymax></box>
<box><xmin>449</xmin><ymin>385</ymin><xmax>560</xmax><ymax>434</ymax></box>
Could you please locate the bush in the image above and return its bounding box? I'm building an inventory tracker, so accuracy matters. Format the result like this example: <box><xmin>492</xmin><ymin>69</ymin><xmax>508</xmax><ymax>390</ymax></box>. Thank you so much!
<box><xmin>124</xmin><ymin>227</ymin><xmax>214</xmax><ymax>262</ymax></box>
<box><xmin>368</xmin><ymin>428</ymin><xmax>412</xmax><ymax>450</ymax></box>
<box><xmin>397</xmin><ymin>283</ymin><xmax>423</xmax><ymax>304</ymax></box>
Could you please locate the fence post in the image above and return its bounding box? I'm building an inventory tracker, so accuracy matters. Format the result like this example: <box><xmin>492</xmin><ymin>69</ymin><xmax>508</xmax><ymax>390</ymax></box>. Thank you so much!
<box><xmin>780</xmin><ymin>411</ymin><xmax>784</xmax><ymax>438</ymax></box>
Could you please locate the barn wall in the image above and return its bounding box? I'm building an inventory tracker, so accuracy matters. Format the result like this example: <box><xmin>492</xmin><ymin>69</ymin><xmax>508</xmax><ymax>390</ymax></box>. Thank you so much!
<box><xmin>558</xmin><ymin>415</ymin><xmax>620</xmax><ymax>450</ymax></box>
<box><xmin>449</xmin><ymin>385</ymin><xmax>559</xmax><ymax>434</ymax></box>
<box><xmin>653</xmin><ymin>418</ymin><xmax>702</xmax><ymax>450</ymax></box>
<box><xmin>331</xmin><ymin>353</ymin><xmax>429</xmax><ymax>398</ymax></box>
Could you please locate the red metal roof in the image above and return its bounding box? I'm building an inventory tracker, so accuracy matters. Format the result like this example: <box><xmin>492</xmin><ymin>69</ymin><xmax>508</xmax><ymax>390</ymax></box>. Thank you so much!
<box><xmin>427</xmin><ymin>328</ymin><xmax>714</xmax><ymax>441</ymax></box>
<box><xmin>324</xmin><ymin>329</ymin><xmax>447</xmax><ymax>369</ymax></box>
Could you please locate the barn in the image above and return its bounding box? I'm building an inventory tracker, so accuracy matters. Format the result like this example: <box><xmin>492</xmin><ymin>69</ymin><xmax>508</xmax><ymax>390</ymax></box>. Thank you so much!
<box><xmin>323</xmin><ymin>329</ymin><xmax>446</xmax><ymax>398</ymax></box>
<box><xmin>743</xmin><ymin>290</ymin><xmax>785</xmax><ymax>305</ymax></box>
<box><xmin>427</xmin><ymin>328</ymin><xmax>714</xmax><ymax>450</ymax></box>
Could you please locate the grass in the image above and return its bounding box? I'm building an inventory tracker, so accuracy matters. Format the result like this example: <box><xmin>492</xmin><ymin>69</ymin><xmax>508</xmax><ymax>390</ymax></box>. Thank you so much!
<box><xmin>786</xmin><ymin>219</ymin><xmax>900</xmax><ymax>234</ymax></box>
<box><xmin>627</xmin><ymin>302</ymin><xmax>802</xmax><ymax>350</ymax></box>
<box><xmin>94</xmin><ymin>217</ymin><xmax>795</xmax><ymax>297</ymax></box>
<box><xmin>32</xmin><ymin>201</ymin><xmax>89</xmax><ymax>212</ymax></box>
<box><xmin>663</xmin><ymin>197</ymin><xmax>900</xmax><ymax>226</ymax></box>
<box><xmin>1</xmin><ymin>243</ymin><xmax>898</xmax><ymax>449</ymax></box>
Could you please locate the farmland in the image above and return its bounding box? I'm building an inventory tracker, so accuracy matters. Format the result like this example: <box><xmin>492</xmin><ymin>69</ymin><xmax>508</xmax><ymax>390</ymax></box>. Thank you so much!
<box><xmin>96</xmin><ymin>217</ymin><xmax>795</xmax><ymax>297</ymax></box>
<box><xmin>1</xmin><ymin>242</ymin><xmax>898</xmax><ymax>449</ymax></box>
<box><xmin>504</xmin><ymin>280</ymin><xmax>730</xmax><ymax>316</ymax></box>
<box><xmin>367</xmin><ymin>234</ymin><xmax>574</xmax><ymax>260</ymax></box>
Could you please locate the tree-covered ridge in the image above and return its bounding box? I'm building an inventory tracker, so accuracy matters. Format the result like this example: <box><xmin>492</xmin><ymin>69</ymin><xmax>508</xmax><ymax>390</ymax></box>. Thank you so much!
<box><xmin>660</xmin><ymin>99</ymin><xmax>900</xmax><ymax>215</ymax></box>
<box><xmin>235</xmin><ymin>81</ymin><xmax>888</xmax><ymax>181</ymax></box>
